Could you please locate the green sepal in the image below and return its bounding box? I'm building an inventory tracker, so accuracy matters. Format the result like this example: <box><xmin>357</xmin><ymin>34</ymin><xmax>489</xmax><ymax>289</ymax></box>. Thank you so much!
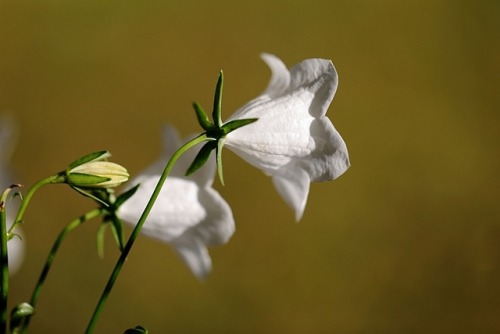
<box><xmin>216</xmin><ymin>138</ymin><xmax>225</xmax><ymax>186</ymax></box>
<box><xmin>113</xmin><ymin>184</ymin><xmax>140</xmax><ymax>209</ymax></box>
<box><xmin>222</xmin><ymin>118</ymin><xmax>258</xmax><ymax>135</ymax></box>
<box><xmin>68</xmin><ymin>151</ymin><xmax>110</xmax><ymax>170</ymax></box>
<box><xmin>67</xmin><ymin>173</ymin><xmax>111</xmax><ymax>187</ymax></box>
<box><xmin>123</xmin><ymin>325</ymin><xmax>149</xmax><ymax>334</ymax></box>
<box><xmin>110</xmin><ymin>217</ymin><xmax>125</xmax><ymax>251</ymax></box>
<box><xmin>10</xmin><ymin>302</ymin><xmax>35</xmax><ymax>333</ymax></box>
<box><xmin>212</xmin><ymin>71</ymin><xmax>223</xmax><ymax>128</ymax></box>
<box><xmin>185</xmin><ymin>140</ymin><xmax>217</xmax><ymax>176</ymax></box>
<box><xmin>96</xmin><ymin>223</ymin><xmax>107</xmax><ymax>258</ymax></box>
<box><xmin>70</xmin><ymin>186</ymin><xmax>110</xmax><ymax>207</ymax></box>
<box><xmin>96</xmin><ymin>217</ymin><xmax>125</xmax><ymax>257</ymax></box>
<box><xmin>193</xmin><ymin>102</ymin><xmax>214</xmax><ymax>131</ymax></box>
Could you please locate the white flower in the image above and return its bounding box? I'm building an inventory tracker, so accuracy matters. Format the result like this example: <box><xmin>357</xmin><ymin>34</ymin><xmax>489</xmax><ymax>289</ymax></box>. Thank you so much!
<box><xmin>0</xmin><ymin>115</ymin><xmax>24</xmax><ymax>275</ymax></box>
<box><xmin>118</xmin><ymin>126</ymin><xmax>234</xmax><ymax>279</ymax></box>
<box><xmin>225</xmin><ymin>53</ymin><xmax>350</xmax><ymax>221</ymax></box>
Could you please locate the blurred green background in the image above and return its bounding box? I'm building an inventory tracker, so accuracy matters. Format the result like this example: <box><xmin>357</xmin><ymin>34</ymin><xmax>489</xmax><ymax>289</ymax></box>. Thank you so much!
<box><xmin>1</xmin><ymin>0</ymin><xmax>499</xmax><ymax>333</ymax></box>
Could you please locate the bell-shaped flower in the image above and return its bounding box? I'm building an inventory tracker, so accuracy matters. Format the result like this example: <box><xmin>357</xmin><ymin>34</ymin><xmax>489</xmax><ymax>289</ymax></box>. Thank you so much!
<box><xmin>225</xmin><ymin>53</ymin><xmax>350</xmax><ymax>221</ymax></box>
<box><xmin>0</xmin><ymin>115</ymin><xmax>24</xmax><ymax>275</ymax></box>
<box><xmin>118</xmin><ymin>126</ymin><xmax>234</xmax><ymax>279</ymax></box>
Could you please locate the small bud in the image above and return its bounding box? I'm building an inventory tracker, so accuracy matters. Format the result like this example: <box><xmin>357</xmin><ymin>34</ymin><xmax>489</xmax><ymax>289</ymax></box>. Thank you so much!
<box><xmin>66</xmin><ymin>151</ymin><xmax>129</xmax><ymax>188</ymax></box>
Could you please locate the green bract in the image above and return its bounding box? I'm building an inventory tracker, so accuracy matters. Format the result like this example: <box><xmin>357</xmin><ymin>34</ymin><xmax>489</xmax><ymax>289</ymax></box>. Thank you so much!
<box><xmin>188</xmin><ymin>71</ymin><xmax>258</xmax><ymax>184</ymax></box>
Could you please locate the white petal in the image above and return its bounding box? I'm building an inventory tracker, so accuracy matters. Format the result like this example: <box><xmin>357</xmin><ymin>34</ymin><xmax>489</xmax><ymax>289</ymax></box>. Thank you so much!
<box><xmin>170</xmin><ymin>188</ymin><xmax>234</xmax><ymax>279</ymax></box>
<box><xmin>161</xmin><ymin>125</ymin><xmax>182</xmax><ymax>160</ymax></box>
<box><xmin>306</xmin><ymin>118</ymin><xmax>350</xmax><ymax>181</ymax></box>
<box><xmin>289</xmin><ymin>58</ymin><xmax>338</xmax><ymax>118</ymax></box>
<box><xmin>171</xmin><ymin>236</ymin><xmax>212</xmax><ymax>279</ymax></box>
<box><xmin>118</xmin><ymin>176</ymin><xmax>206</xmax><ymax>242</ymax></box>
<box><xmin>272</xmin><ymin>168</ymin><xmax>311</xmax><ymax>221</ymax></box>
<box><xmin>260</xmin><ymin>53</ymin><xmax>290</xmax><ymax>98</ymax></box>
<box><xmin>196</xmin><ymin>188</ymin><xmax>235</xmax><ymax>246</ymax></box>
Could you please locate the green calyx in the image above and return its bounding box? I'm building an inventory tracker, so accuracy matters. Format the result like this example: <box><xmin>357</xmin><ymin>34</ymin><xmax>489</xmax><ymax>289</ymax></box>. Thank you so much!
<box><xmin>189</xmin><ymin>70</ymin><xmax>257</xmax><ymax>184</ymax></box>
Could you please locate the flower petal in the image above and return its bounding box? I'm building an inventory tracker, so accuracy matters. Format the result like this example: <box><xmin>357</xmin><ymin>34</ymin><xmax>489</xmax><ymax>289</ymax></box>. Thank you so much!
<box><xmin>306</xmin><ymin>118</ymin><xmax>350</xmax><ymax>182</ymax></box>
<box><xmin>196</xmin><ymin>187</ymin><xmax>235</xmax><ymax>246</ymax></box>
<box><xmin>118</xmin><ymin>176</ymin><xmax>206</xmax><ymax>242</ymax></box>
<box><xmin>261</xmin><ymin>53</ymin><xmax>290</xmax><ymax>98</ymax></box>
<box><xmin>289</xmin><ymin>58</ymin><xmax>338</xmax><ymax>118</ymax></box>
<box><xmin>171</xmin><ymin>236</ymin><xmax>212</xmax><ymax>279</ymax></box>
<box><xmin>272</xmin><ymin>167</ymin><xmax>310</xmax><ymax>221</ymax></box>
<box><xmin>170</xmin><ymin>188</ymin><xmax>234</xmax><ymax>279</ymax></box>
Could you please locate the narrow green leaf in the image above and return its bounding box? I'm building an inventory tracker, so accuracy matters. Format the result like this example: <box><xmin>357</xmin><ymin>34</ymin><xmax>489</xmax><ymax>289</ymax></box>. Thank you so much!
<box><xmin>10</xmin><ymin>302</ymin><xmax>35</xmax><ymax>333</ymax></box>
<box><xmin>212</xmin><ymin>71</ymin><xmax>224</xmax><ymax>128</ymax></box>
<box><xmin>216</xmin><ymin>138</ymin><xmax>225</xmax><ymax>186</ymax></box>
<box><xmin>114</xmin><ymin>184</ymin><xmax>140</xmax><ymax>209</ymax></box>
<box><xmin>96</xmin><ymin>223</ymin><xmax>107</xmax><ymax>258</ymax></box>
<box><xmin>68</xmin><ymin>151</ymin><xmax>110</xmax><ymax>169</ymax></box>
<box><xmin>70</xmin><ymin>186</ymin><xmax>110</xmax><ymax>207</ymax></box>
<box><xmin>110</xmin><ymin>217</ymin><xmax>125</xmax><ymax>251</ymax></box>
<box><xmin>222</xmin><ymin>118</ymin><xmax>258</xmax><ymax>135</ymax></box>
<box><xmin>192</xmin><ymin>102</ymin><xmax>214</xmax><ymax>131</ymax></box>
<box><xmin>185</xmin><ymin>141</ymin><xmax>217</xmax><ymax>176</ymax></box>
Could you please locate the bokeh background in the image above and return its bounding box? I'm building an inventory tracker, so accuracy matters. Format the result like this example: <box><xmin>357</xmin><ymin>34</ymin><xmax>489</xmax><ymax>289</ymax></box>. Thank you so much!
<box><xmin>1</xmin><ymin>0</ymin><xmax>499</xmax><ymax>333</ymax></box>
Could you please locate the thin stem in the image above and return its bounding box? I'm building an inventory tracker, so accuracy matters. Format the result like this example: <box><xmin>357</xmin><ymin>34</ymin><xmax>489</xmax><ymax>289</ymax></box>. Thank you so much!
<box><xmin>0</xmin><ymin>173</ymin><xmax>64</xmax><ymax>333</ymax></box>
<box><xmin>9</xmin><ymin>174</ymin><xmax>65</xmax><ymax>236</ymax></box>
<box><xmin>0</xmin><ymin>186</ymin><xmax>15</xmax><ymax>333</ymax></box>
<box><xmin>19</xmin><ymin>208</ymin><xmax>106</xmax><ymax>334</ymax></box>
<box><xmin>85</xmin><ymin>133</ymin><xmax>209</xmax><ymax>334</ymax></box>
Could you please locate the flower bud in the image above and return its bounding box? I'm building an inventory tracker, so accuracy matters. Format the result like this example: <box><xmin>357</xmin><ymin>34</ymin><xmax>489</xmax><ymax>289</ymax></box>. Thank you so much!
<box><xmin>66</xmin><ymin>151</ymin><xmax>129</xmax><ymax>188</ymax></box>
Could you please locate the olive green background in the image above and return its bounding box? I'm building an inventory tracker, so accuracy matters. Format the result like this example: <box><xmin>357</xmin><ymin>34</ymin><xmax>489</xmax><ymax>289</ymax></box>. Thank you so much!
<box><xmin>1</xmin><ymin>0</ymin><xmax>499</xmax><ymax>333</ymax></box>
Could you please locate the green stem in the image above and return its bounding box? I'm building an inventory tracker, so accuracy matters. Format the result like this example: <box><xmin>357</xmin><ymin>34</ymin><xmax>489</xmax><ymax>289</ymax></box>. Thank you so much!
<box><xmin>85</xmin><ymin>133</ymin><xmax>209</xmax><ymax>334</ymax></box>
<box><xmin>0</xmin><ymin>186</ymin><xmax>15</xmax><ymax>334</ymax></box>
<box><xmin>0</xmin><ymin>174</ymin><xmax>64</xmax><ymax>333</ymax></box>
<box><xmin>8</xmin><ymin>174</ymin><xmax>66</xmax><ymax>237</ymax></box>
<box><xmin>19</xmin><ymin>208</ymin><xmax>105</xmax><ymax>334</ymax></box>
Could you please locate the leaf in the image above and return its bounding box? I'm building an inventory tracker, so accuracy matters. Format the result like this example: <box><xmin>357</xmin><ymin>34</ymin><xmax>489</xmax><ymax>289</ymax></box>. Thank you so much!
<box><xmin>96</xmin><ymin>223</ymin><xmax>107</xmax><ymax>258</ymax></box>
<box><xmin>114</xmin><ymin>184</ymin><xmax>140</xmax><ymax>209</ymax></box>
<box><xmin>185</xmin><ymin>140</ymin><xmax>217</xmax><ymax>176</ymax></box>
<box><xmin>192</xmin><ymin>102</ymin><xmax>214</xmax><ymax>131</ymax></box>
<box><xmin>110</xmin><ymin>217</ymin><xmax>125</xmax><ymax>251</ymax></box>
<box><xmin>212</xmin><ymin>71</ymin><xmax>224</xmax><ymax>128</ymax></box>
<box><xmin>70</xmin><ymin>186</ymin><xmax>110</xmax><ymax>207</ymax></box>
<box><xmin>68</xmin><ymin>151</ymin><xmax>110</xmax><ymax>169</ymax></box>
<box><xmin>222</xmin><ymin>118</ymin><xmax>258</xmax><ymax>135</ymax></box>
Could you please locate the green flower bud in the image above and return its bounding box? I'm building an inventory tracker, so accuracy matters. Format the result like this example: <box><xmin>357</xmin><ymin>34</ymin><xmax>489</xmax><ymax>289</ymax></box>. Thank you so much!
<box><xmin>66</xmin><ymin>151</ymin><xmax>129</xmax><ymax>188</ymax></box>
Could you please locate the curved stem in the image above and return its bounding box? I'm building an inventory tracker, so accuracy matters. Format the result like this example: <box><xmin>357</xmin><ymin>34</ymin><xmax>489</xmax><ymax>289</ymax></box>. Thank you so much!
<box><xmin>19</xmin><ymin>208</ymin><xmax>106</xmax><ymax>334</ymax></box>
<box><xmin>85</xmin><ymin>133</ymin><xmax>209</xmax><ymax>334</ymax></box>
<box><xmin>9</xmin><ymin>174</ymin><xmax>65</xmax><ymax>236</ymax></box>
<box><xmin>0</xmin><ymin>175</ymin><xmax>63</xmax><ymax>332</ymax></box>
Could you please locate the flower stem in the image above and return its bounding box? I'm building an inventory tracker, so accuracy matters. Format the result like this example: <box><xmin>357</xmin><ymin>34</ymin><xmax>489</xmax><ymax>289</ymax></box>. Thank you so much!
<box><xmin>19</xmin><ymin>208</ymin><xmax>106</xmax><ymax>334</ymax></box>
<box><xmin>1</xmin><ymin>174</ymin><xmax>63</xmax><ymax>333</ymax></box>
<box><xmin>0</xmin><ymin>186</ymin><xmax>16</xmax><ymax>333</ymax></box>
<box><xmin>9</xmin><ymin>174</ymin><xmax>66</xmax><ymax>236</ymax></box>
<box><xmin>85</xmin><ymin>133</ymin><xmax>209</xmax><ymax>334</ymax></box>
